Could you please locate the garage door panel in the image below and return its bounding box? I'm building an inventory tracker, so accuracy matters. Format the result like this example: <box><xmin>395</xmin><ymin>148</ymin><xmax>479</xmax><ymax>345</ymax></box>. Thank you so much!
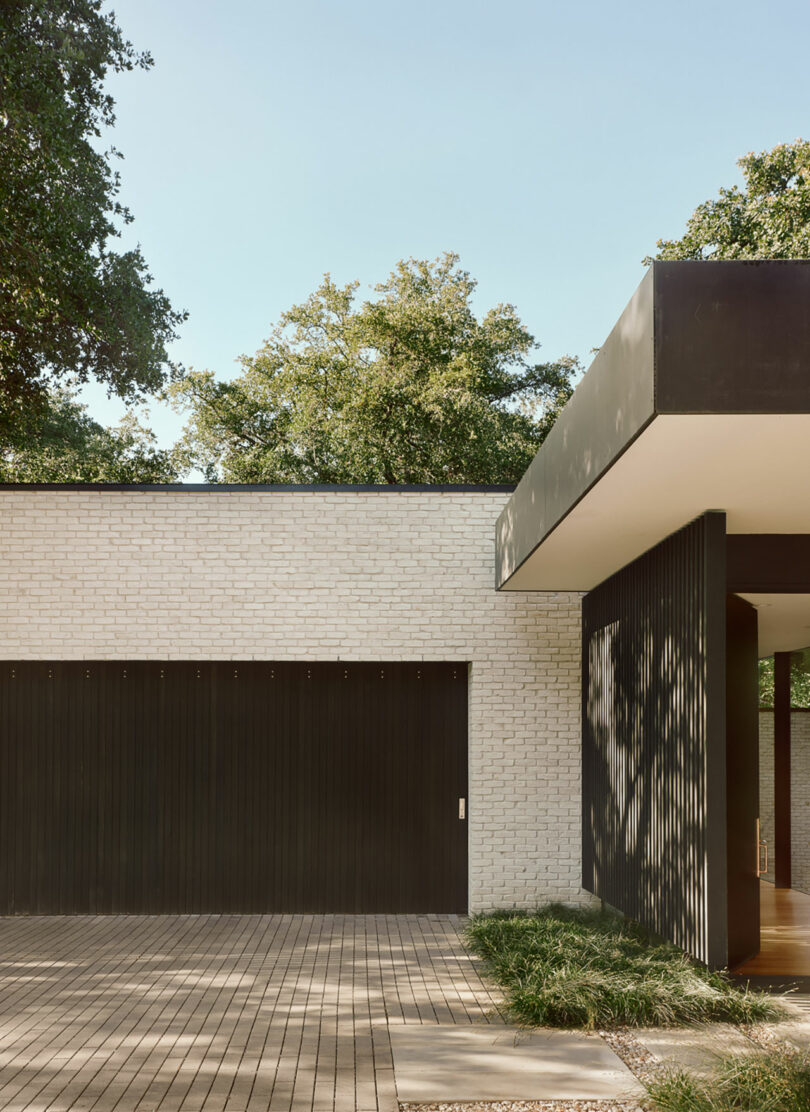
<box><xmin>0</xmin><ymin>661</ymin><xmax>467</xmax><ymax>914</ymax></box>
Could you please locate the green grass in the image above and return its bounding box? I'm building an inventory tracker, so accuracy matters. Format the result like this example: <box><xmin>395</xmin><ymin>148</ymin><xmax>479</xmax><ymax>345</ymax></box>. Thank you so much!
<box><xmin>465</xmin><ymin>904</ymin><xmax>784</xmax><ymax>1030</ymax></box>
<box><xmin>645</xmin><ymin>1048</ymin><xmax>810</xmax><ymax>1112</ymax></box>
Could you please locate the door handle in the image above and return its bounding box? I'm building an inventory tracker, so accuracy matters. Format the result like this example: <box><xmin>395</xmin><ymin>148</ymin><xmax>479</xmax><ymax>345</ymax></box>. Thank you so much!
<box><xmin>758</xmin><ymin>841</ymin><xmax>768</xmax><ymax>876</ymax></box>
<box><xmin>756</xmin><ymin>818</ymin><xmax>768</xmax><ymax>876</ymax></box>
<box><xmin>458</xmin><ymin>797</ymin><xmax>466</xmax><ymax>820</ymax></box>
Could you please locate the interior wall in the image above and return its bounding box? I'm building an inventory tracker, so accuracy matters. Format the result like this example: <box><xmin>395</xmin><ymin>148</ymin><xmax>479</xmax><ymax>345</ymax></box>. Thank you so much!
<box><xmin>759</xmin><ymin>710</ymin><xmax>810</xmax><ymax>893</ymax></box>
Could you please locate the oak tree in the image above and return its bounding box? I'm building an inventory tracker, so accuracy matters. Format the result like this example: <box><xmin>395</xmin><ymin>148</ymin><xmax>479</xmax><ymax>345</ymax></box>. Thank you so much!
<box><xmin>0</xmin><ymin>0</ymin><xmax>185</xmax><ymax>442</ymax></box>
<box><xmin>650</xmin><ymin>139</ymin><xmax>810</xmax><ymax>261</ymax></box>
<box><xmin>0</xmin><ymin>389</ymin><xmax>181</xmax><ymax>482</ymax></box>
<box><xmin>170</xmin><ymin>253</ymin><xmax>577</xmax><ymax>485</ymax></box>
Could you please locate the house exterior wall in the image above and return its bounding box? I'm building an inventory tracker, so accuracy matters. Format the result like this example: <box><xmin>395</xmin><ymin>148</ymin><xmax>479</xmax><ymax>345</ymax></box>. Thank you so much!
<box><xmin>0</xmin><ymin>489</ymin><xmax>585</xmax><ymax>912</ymax></box>
<box><xmin>759</xmin><ymin>709</ymin><xmax>810</xmax><ymax>893</ymax></box>
<box><xmin>582</xmin><ymin>512</ymin><xmax>729</xmax><ymax>968</ymax></box>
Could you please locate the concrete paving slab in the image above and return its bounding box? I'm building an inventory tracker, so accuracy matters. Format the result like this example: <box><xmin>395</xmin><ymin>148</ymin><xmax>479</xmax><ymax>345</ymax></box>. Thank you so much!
<box><xmin>761</xmin><ymin>995</ymin><xmax>810</xmax><ymax>1051</ymax></box>
<box><xmin>769</xmin><ymin>1019</ymin><xmax>810</xmax><ymax>1050</ymax></box>
<box><xmin>635</xmin><ymin>1023</ymin><xmax>760</xmax><ymax>1075</ymax></box>
<box><xmin>389</xmin><ymin>1025</ymin><xmax>644</xmax><ymax>1102</ymax></box>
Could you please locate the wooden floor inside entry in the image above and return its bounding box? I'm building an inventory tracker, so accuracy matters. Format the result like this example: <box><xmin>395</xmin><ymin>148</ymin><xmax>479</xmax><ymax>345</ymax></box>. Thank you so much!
<box><xmin>734</xmin><ymin>881</ymin><xmax>810</xmax><ymax>975</ymax></box>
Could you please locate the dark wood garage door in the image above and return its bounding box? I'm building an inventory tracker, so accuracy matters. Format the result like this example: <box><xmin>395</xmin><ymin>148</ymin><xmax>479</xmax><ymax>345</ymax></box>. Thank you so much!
<box><xmin>0</xmin><ymin>662</ymin><xmax>467</xmax><ymax>915</ymax></box>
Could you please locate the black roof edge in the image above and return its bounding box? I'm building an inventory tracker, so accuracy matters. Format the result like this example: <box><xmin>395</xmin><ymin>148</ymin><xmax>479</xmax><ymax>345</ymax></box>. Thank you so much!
<box><xmin>0</xmin><ymin>482</ymin><xmax>516</xmax><ymax>493</ymax></box>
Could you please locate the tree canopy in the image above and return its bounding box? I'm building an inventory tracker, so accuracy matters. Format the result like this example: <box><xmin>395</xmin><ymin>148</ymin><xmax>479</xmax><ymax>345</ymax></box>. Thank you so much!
<box><xmin>0</xmin><ymin>0</ymin><xmax>185</xmax><ymax>442</ymax></box>
<box><xmin>0</xmin><ymin>389</ymin><xmax>181</xmax><ymax>483</ymax></box>
<box><xmin>650</xmin><ymin>139</ymin><xmax>810</xmax><ymax>261</ymax></box>
<box><xmin>758</xmin><ymin>653</ymin><xmax>810</xmax><ymax>709</ymax></box>
<box><xmin>169</xmin><ymin>253</ymin><xmax>577</xmax><ymax>485</ymax></box>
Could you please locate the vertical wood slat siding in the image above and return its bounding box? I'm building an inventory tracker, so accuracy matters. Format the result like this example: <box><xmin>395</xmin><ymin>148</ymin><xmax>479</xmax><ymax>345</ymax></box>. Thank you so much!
<box><xmin>582</xmin><ymin>513</ymin><xmax>728</xmax><ymax>968</ymax></box>
<box><xmin>0</xmin><ymin>661</ymin><xmax>468</xmax><ymax>915</ymax></box>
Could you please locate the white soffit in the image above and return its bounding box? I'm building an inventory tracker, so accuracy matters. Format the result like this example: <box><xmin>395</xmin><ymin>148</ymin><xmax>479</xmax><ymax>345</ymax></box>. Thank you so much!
<box><xmin>741</xmin><ymin>595</ymin><xmax>810</xmax><ymax>658</ymax></box>
<box><xmin>503</xmin><ymin>413</ymin><xmax>810</xmax><ymax>591</ymax></box>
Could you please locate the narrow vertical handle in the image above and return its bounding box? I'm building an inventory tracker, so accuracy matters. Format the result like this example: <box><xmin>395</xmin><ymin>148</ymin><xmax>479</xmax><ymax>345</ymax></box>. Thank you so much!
<box><xmin>756</xmin><ymin>818</ymin><xmax>768</xmax><ymax>875</ymax></box>
<box><xmin>458</xmin><ymin>797</ymin><xmax>466</xmax><ymax>820</ymax></box>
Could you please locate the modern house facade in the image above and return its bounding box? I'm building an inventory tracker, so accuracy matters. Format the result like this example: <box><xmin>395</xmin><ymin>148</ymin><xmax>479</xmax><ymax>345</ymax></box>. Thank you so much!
<box><xmin>2</xmin><ymin>260</ymin><xmax>809</xmax><ymax>971</ymax></box>
<box><xmin>497</xmin><ymin>259</ymin><xmax>810</xmax><ymax>969</ymax></box>
<box><xmin>0</xmin><ymin>486</ymin><xmax>582</xmax><ymax>916</ymax></box>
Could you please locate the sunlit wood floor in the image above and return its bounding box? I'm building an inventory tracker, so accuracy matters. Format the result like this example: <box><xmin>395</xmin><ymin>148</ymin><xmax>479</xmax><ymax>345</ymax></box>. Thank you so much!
<box><xmin>734</xmin><ymin>881</ymin><xmax>810</xmax><ymax>975</ymax></box>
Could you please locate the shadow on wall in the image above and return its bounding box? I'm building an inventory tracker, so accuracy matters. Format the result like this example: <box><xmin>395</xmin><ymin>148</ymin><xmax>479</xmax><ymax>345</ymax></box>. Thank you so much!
<box><xmin>583</xmin><ymin>515</ymin><xmax>716</xmax><ymax>966</ymax></box>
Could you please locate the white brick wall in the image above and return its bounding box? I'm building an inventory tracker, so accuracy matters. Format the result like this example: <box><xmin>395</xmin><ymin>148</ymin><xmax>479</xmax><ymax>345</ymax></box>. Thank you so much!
<box><xmin>0</xmin><ymin>489</ymin><xmax>587</xmax><ymax>912</ymax></box>
<box><xmin>759</xmin><ymin>709</ymin><xmax>810</xmax><ymax>893</ymax></box>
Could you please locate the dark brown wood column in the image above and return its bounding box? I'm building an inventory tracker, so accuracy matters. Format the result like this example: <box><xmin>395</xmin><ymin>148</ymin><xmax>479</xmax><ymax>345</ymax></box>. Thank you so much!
<box><xmin>774</xmin><ymin>651</ymin><xmax>792</xmax><ymax>889</ymax></box>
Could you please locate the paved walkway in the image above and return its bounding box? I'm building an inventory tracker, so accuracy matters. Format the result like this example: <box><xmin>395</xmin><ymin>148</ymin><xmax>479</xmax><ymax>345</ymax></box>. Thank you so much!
<box><xmin>0</xmin><ymin>915</ymin><xmax>504</xmax><ymax>1112</ymax></box>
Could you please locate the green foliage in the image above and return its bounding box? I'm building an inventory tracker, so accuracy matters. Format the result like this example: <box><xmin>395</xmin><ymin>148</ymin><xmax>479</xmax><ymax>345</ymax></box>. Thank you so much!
<box><xmin>0</xmin><ymin>389</ymin><xmax>181</xmax><ymax>482</ymax></box>
<box><xmin>0</xmin><ymin>0</ymin><xmax>185</xmax><ymax>441</ymax></box>
<box><xmin>169</xmin><ymin>253</ymin><xmax>577</xmax><ymax>484</ymax></box>
<box><xmin>758</xmin><ymin>655</ymin><xmax>810</xmax><ymax>709</ymax></box>
<box><xmin>465</xmin><ymin>905</ymin><xmax>781</xmax><ymax>1031</ymax></box>
<box><xmin>645</xmin><ymin>1047</ymin><xmax>810</xmax><ymax>1112</ymax></box>
<box><xmin>649</xmin><ymin>139</ymin><xmax>810</xmax><ymax>261</ymax></box>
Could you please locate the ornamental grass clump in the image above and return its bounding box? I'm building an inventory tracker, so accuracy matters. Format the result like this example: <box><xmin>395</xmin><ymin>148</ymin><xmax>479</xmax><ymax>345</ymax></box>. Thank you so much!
<box><xmin>465</xmin><ymin>904</ymin><xmax>782</xmax><ymax>1030</ymax></box>
<box><xmin>645</xmin><ymin>1047</ymin><xmax>810</xmax><ymax>1112</ymax></box>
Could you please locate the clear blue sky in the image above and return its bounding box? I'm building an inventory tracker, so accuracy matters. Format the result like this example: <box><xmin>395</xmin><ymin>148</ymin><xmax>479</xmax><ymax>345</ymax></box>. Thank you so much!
<box><xmin>84</xmin><ymin>0</ymin><xmax>810</xmax><ymax>451</ymax></box>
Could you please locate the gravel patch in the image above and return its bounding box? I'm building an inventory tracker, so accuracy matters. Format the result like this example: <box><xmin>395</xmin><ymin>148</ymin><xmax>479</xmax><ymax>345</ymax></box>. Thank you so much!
<box><xmin>399</xmin><ymin>1101</ymin><xmax>643</xmax><ymax>1111</ymax></box>
<box><xmin>597</xmin><ymin>1029</ymin><xmax>661</xmax><ymax>1083</ymax></box>
<box><xmin>743</xmin><ymin>1021</ymin><xmax>799</xmax><ymax>1052</ymax></box>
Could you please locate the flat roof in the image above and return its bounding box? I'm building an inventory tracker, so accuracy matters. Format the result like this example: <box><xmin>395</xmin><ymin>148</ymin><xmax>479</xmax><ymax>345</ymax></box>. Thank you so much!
<box><xmin>496</xmin><ymin>260</ymin><xmax>810</xmax><ymax>593</ymax></box>
<box><xmin>0</xmin><ymin>483</ymin><xmax>515</xmax><ymax>494</ymax></box>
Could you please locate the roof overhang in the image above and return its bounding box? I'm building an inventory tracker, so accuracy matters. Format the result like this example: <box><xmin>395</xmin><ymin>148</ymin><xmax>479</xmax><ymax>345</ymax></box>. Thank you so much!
<box><xmin>496</xmin><ymin>260</ymin><xmax>810</xmax><ymax>593</ymax></box>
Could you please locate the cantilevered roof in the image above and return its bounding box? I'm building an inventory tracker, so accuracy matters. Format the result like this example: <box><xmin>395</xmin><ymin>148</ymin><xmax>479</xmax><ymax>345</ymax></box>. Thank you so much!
<box><xmin>496</xmin><ymin>260</ymin><xmax>810</xmax><ymax>592</ymax></box>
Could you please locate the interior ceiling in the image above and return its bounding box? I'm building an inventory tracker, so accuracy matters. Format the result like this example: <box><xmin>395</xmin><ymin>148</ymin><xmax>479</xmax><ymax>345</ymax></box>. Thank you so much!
<box><xmin>741</xmin><ymin>594</ymin><xmax>810</xmax><ymax>658</ymax></box>
<box><xmin>503</xmin><ymin>413</ymin><xmax>810</xmax><ymax>592</ymax></box>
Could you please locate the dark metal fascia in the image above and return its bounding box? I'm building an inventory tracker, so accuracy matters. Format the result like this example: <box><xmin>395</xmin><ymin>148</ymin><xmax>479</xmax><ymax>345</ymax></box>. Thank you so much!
<box><xmin>0</xmin><ymin>482</ymin><xmax>516</xmax><ymax>494</ymax></box>
<box><xmin>727</xmin><ymin>535</ymin><xmax>810</xmax><ymax>592</ymax></box>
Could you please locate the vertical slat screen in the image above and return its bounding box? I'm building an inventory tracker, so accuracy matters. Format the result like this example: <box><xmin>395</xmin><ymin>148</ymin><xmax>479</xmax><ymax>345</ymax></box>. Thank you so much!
<box><xmin>0</xmin><ymin>661</ymin><xmax>468</xmax><ymax>915</ymax></box>
<box><xmin>582</xmin><ymin>512</ymin><xmax>728</xmax><ymax>967</ymax></box>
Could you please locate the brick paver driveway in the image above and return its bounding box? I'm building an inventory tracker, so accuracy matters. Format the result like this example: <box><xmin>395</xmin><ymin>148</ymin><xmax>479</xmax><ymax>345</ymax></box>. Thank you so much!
<box><xmin>0</xmin><ymin>915</ymin><xmax>503</xmax><ymax>1112</ymax></box>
